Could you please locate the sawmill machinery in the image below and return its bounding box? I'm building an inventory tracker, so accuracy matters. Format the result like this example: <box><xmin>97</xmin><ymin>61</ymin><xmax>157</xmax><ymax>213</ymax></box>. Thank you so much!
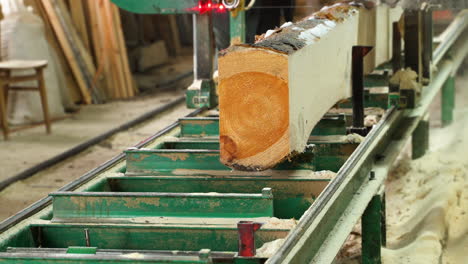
<box><xmin>0</xmin><ymin>1</ymin><xmax>467</xmax><ymax>264</ymax></box>
<box><xmin>110</xmin><ymin>0</ymin><xmax>250</xmax><ymax>109</ymax></box>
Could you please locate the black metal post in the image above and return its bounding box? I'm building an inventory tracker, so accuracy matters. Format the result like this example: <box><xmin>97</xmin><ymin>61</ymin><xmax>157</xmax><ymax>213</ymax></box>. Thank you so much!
<box><xmin>348</xmin><ymin>46</ymin><xmax>373</xmax><ymax>136</ymax></box>
<box><xmin>193</xmin><ymin>12</ymin><xmax>215</xmax><ymax>80</ymax></box>
<box><xmin>392</xmin><ymin>22</ymin><xmax>402</xmax><ymax>73</ymax></box>
<box><xmin>422</xmin><ymin>7</ymin><xmax>433</xmax><ymax>82</ymax></box>
<box><xmin>404</xmin><ymin>10</ymin><xmax>421</xmax><ymax>82</ymax></box>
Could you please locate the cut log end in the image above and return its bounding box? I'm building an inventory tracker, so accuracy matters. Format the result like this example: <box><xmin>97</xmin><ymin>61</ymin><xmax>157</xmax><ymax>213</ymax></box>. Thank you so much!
<box><xmin>219</xmin><ymin>71</ymin><xmax>289</xmax><ymax>170</ymax></box>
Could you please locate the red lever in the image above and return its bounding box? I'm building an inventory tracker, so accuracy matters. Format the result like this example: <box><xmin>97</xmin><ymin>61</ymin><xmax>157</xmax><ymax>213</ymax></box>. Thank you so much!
<box><xmin>237</xmin><ymin>221</ymin><xmax>263</xmax><ymax>257</ymax></box>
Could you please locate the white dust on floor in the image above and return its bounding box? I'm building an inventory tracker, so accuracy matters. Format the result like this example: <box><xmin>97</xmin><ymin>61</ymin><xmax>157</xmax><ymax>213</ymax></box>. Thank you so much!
<box><xmin>0</xmin><ymin>91</ymin><xmax>184</xmax><ymax>181</ymax></box>
<box><xmin>382</xmin><ymin>110</ymin><xmax>468</xmax><ymax>263</ymax></box>
<box><xmin>337</xmin><ymin>74</ymin><xmax>468</xmax><ymax>264</ymax></box>
<box><xmin>257</xmin><ymin>239</ymin><xmax>286</xmax><ymax>258</ymax></box>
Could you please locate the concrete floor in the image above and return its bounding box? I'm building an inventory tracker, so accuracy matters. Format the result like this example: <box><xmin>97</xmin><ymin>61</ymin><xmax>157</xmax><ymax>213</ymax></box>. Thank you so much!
<box><xmin>0</xmin><ymin>89</ymin><xmax>195</xmax><ymax>221</ymax></box>
<box><xmin>0</xmin><ymin>90</ymin><xmax>185</xmax><ymax>181</ymax></box>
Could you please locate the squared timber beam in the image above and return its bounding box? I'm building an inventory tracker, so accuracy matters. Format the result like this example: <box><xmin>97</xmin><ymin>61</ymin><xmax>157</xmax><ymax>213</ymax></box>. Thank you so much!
<box><xmin>218</xmin><ymin>2</ymin><xmax>401</xmax><ymax>171</ymax></box>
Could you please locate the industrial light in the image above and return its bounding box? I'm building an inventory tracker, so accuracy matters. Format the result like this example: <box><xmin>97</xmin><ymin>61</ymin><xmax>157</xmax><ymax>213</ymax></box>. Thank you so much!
<box><xmin>191</xmin><ymin>1</ymin><xmax>227</xmax><ymax>14</ymax></box>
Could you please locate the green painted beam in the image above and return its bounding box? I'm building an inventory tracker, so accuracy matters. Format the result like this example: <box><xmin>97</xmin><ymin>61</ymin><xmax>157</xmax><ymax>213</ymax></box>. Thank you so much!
<box><xmin>312</xmin><ymin>140</ymin><xmax>359</xmax><ymax>172</ymax></box>
<box><xmin>0</xmin><ymin>256</ymin><xmax>211</xmax><ymax>264</ymax></box>
<box><xmin>50</xmin><ymin>189</ymin><xmax>274</xmax><ymax>219</ymax></box>
<box><xmin>127</xmin><ymin>137</ymin><xmax>358</xmax><ymax>175</ymax></box>
<box><xmin>29</xmin><ymin>224</ymin><xmax>289</xmax><ymax>252</ymax></box>
<box><xmin>361</xmin><ymin>195</ymin><xmax>383</xmax><ymax>264</ymax></box>
<box><xmin>364</xmin><ymin>73</ymin><xmax>389</xmax><ymax>87</ymax></box>
<box><xmin>441</xmin><ymin>76</ymin><xmax>455</xmax><ymax>126</ymax></box>
<box><xmin>164</xmin><ymin>140</ymin><xmax>219</xmax><ymax>150</ymax></box>
<box><xmin>179</xmin><ymin>118</ymin><xmax>219</xmax><ymax>138</ymax></box>
<box><xmin>163</xmin><ymin>139</ymin><xmax>356</xmax><ymax>171</ymax></box>
<box><xmin>125</xmin><ymin>149</ymin><xmax>230</xmax><ymax>175</ymax></box>
<box><xmin>111</xmin><ymin>0</ymin><xmax>199</xmax><ymax>14</ymax></box>
<box><xmin>0</xmin><ymin>248</ymin><xmax>213</xmax><ymax>263</ymax></box>
<box><xmin>311</xmin><ymin>115</ymin><xmax>347</xmax><ymax>136</ymax></box>
<box><xmin>229</xmin><ymin>8</ymin><xmax>246</xmax><ymax>44</ymax></box>
<box><xmin>0</xmin><ymin>226</ymin><xmax>36</xmax><ymax>251</ymax></box>
<box><xmin>337</xmin><ymin>91</ymin><xmax>389</xmax><ymax>109</ymax></box>
<box><xmin>107</xmin><ymin>176</ymin><xmax>329</xmax><ymax>219</ymax></box>
<box><xmin>66</xmin><ymin>247</ymin><xmax>97</xmax><ymax>254</ymax></box>
<box><xmin>124</xmin><ymin>149</ymin><xmax>317</xmax><ymax>175</ymax></box>
<box><xmin>179</xmin><ymin>115</ymin><xmax>348</xmax><ymax>138</ymax></box>
<box><xmin>412</xmin><ymin>114</ymin><xmax>429</xmax><ymax>160</ymax></box>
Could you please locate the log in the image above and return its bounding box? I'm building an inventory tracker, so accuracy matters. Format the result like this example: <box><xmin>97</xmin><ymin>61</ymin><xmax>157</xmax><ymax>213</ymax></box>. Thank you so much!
<box><xmin>218</xmin><ymin>3</ymin><xmax>366</xmax><ymax>171</ymax></box>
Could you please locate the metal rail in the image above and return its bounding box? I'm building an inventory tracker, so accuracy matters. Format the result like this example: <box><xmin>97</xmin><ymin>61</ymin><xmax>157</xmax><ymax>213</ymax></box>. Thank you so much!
<box><xmin>433</xmin><ymin>10</ymin><xmax>468</xmax><ymax>65</ymax></box>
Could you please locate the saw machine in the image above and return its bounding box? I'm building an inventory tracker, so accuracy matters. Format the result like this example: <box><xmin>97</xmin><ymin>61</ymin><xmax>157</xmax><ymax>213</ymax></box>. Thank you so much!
<box><xmin>110</xmin><ymin>0</ymin><xmax>250</xmax><ymax>109</ymax></box>
<box><xmin>0</xmin><ymin>1</ymin><xmax>467</xmax><ymax>264</ymax></box>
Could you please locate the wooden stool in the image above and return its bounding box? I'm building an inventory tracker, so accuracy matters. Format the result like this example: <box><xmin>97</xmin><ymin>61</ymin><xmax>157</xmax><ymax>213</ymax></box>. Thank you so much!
<box><xmin>0</xmin><ymin>60</ymin><xmax>50</xmax><ymax>140</ymax></box>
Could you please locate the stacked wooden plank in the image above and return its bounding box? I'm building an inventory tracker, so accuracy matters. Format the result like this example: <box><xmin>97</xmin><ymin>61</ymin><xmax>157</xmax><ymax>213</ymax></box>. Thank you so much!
<box><xmin>28</xmin><ymin>0</ymin><xmax>135</xmax><ymax>103</ymax></box>
<box><xmin>86</xmin><ymin>0</ymin><xmax>135</xmax><ymax>99</ymax></box>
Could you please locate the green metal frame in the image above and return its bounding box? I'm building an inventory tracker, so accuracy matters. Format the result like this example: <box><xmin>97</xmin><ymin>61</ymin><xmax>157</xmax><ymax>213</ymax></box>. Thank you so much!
<box><xmin>362</xmin><ymin>195</ymin><xmax>383</xmax><ymax>264</ymax></box>
<box><xmin>441</xmin><ymin>76</ymin><xmax>455</xmax><ymax>126</ymax></box>
<box><xmin>1</xmin><ymin>248</ymin><xmax>214</xmax><ymax>264</ymax></box>
<box><xmin>185</xmin><ymin>80</ymin><xmax>218</xmax><ymax>109</ymax></box>
<box><xmin>229</xmin><ymin>1</ymin><xmax>246</xmax><ymax>44</ymax></box>
<box><xmin>107</xmin><ymin>176</ymin><xmax>329</xmax><ymax>219</ymax></box>
<box><xmin>51</xmin><ymin>189</ymin><xmax>274</xmax><ymax>220</ymax></box>
<box><xmin>28</xmin><ymin>224</ymin><xmax>289</xmax><ymax>252</ymax></box>
<box><xmin>336</xmin><ymin>90</ymin><xmax>389</xmax><ymax>109</ymax></box>
<box><xmin>179</xmin><ymin>115</ymin><xmax>349</xmax><ymax>138</ymax></box>
<box><xmin>111</xmin><ymin>0</ymin><xmax>199</xmax><ymax>14</ymax></box>
<box><xmin>412</xmin><ymin>113</ymin><xmax>430</xmax><ymax>160</ymax></box>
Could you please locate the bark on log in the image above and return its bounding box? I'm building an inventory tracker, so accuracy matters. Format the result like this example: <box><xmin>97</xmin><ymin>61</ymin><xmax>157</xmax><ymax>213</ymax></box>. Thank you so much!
<box><xmin>218</xmin><ymin>2</ymin><xmax>370</xmax><ymax>171</ymax></box>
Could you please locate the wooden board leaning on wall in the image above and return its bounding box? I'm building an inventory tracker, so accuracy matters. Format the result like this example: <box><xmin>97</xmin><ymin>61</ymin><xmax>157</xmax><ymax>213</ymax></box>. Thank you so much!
<box><xmin>24</xmin><ymin>0</ymin><xmax>135</xmax><ymax>104</ymax></box>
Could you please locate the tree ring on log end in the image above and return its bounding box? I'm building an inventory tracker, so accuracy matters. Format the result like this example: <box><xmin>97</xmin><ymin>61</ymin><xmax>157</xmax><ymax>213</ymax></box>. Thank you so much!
<box><xmin>219</xmin><ymin>71</ymin><xmax>289</xmax><ymax>167</ymax></box>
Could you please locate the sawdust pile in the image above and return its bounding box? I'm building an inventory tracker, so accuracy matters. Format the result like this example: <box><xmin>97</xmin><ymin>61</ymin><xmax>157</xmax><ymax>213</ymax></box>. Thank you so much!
<box><xmin>337</xmin><ymin>73</ymin><xmax>468</xmax><ymax>263</ymax></box>
<box><xmin>336</xmin><ymin>129</ymin><xmax>468</xmax><ymax>263</ymax></box>
<box><xmin>344</xmin><ymin>133</ymin><xmax>365</xmax><ymax>144</ymax></box>
<box><xmin>256</xmin><ymin>238</ymin><xmax>286</xmax><ymax>258</ymax></box>
<box><xmin>262</xmin><ymin>217</ymin><xmax>297</xmax><ymax>230</ymax></box>
<box><xmin>381</xmin><ymin>90</ymin><xmax>468</xmax><ymax>263</ymax></box>
<box><xmin>382</xmin><ymin>125</ymin><xmax>468</xmax><ymax>263</ymax></box>
<box><xmin>336</xmin><ymin>221</ymin><xmax>362</xmax><ymax>263</ymax></box>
